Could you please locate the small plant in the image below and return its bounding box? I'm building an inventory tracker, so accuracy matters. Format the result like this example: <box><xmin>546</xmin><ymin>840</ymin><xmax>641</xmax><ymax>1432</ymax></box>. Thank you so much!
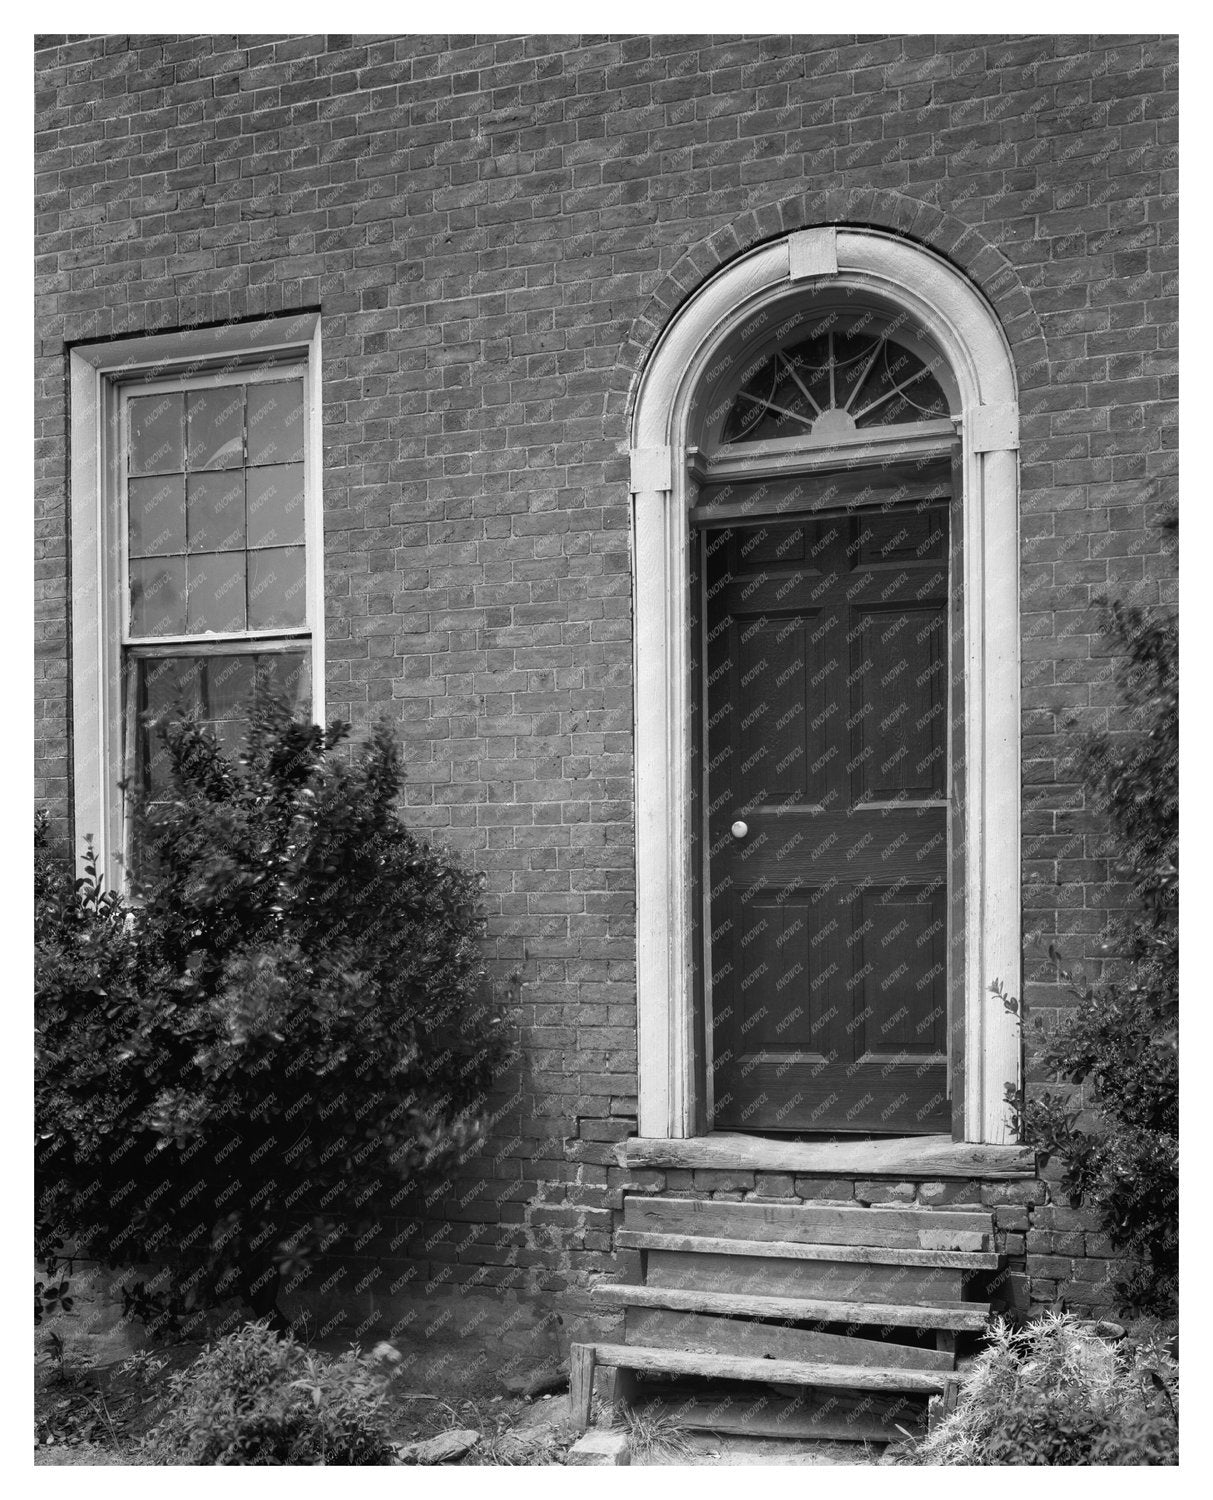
<box><xmin>34</xmin><ymin>1336</ymin><xmax>124</xmax><ymax>1452</ymax></box>
<box><xmin>611</xmin><ymin>1400</ymin><xmax>695</xmax><ymax>1462</ymax></box>
<box><xmin>140</xmin><ymin>1321</ymin><xmax>398</xmax><ymax>1465</ymax></box>
<box><xmin>34</xmin><ymin>1259</ymin><xmax>74</xmax><ymax>1327</ymax></box>
<box><xmin>39</xmin><ymin>1330</ymin><xmax>94</xmax><ymax>1391</ymax></box>
<box><xmin>893</xmin><ymin>1313</ymin><xmax>1177</xmax><ymax>1466</ymax></box>
<box><xmin>119</xmin><ymin>1349</ymin><xmax>169</xmax><ymax>1390</ymax></box>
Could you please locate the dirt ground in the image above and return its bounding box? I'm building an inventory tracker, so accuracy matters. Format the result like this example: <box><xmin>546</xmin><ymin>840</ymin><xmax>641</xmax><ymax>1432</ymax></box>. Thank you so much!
<box><xmin>510</xmin><ymin>1393</ymin><xmax>879</xmax><ymax>1465</ymax></box>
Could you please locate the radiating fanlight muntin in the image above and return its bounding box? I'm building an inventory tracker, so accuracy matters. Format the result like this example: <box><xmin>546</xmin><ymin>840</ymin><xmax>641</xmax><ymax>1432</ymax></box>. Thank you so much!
<box><xmin>720</xmin><ymin>319</ymin><xmax>950</xmax><ymax>446</ymax></box>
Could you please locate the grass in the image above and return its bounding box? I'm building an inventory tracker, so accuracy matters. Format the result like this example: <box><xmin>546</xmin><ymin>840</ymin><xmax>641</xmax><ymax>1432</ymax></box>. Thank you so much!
<box><xmin>610</xmin><ymin>1400</ymin><xmax>695</xmax><ymax>1462</ymax></box>
<box><xmin>35</xmin><ymin>1343</ymin><xmax>188</xmax><ymax>1463</ymax></box>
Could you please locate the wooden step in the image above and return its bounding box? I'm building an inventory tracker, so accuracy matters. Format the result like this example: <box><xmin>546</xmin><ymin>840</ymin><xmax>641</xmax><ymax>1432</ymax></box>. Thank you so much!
<box><xmin>644</xmin><ymin>1248</ymin><xmax>971</xmax><ymax>1305</ymax></box>
<box><xmin>623</xmin><ymin>1308</ymin><xmax>951</xmax><ymax>1371</ymax></box>
<box><xmin>568</xmin><ymin>1341</ymin><xmax>954</xmax><ymax>1434</ymax></box>
<box><xmin>623</xmin><ymin>1196</ymin><xmax>994</xmax><ymax>1251</ymax></box>
<box><xmin>586</xmin><ymin>1343</ymin><xmax>952</xmax><ymax>1391</ymax></box>
<box><xmin>618</xmin><ymin>1385</ymin><xmax>928</xmax><ymax>1444</ymax></box>
<box><xmin>618</xmin><ymin>1229</ymin><xmax>999</xmax><ymax>1271</ymax></box>
<box><xmin>594</xmin><ymin>1279</ymin><xmax>992</xmax><ymax>1333</ymax></box>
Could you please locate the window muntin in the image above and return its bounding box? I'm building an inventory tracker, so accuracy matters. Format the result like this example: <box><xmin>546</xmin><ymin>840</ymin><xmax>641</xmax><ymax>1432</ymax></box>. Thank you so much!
<box><xmin>695</xmin><ymin>306</ymin><xmax>959</xmax><ymax>467</ymax></box>
<box><xmin>719</xmin><ymin>317</ymin><xmax>950</xmax><ymax>447</ymax></box>
<box><xmin>721</xmin><ymin>324</ymin><xmax>949</xmax><ymax>445</ymax></box>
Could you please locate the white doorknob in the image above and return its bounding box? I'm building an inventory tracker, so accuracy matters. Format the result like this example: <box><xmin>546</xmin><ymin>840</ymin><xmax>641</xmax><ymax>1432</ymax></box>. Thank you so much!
<box><xmin>731</xmin><ymin>820</ymin><xmax>749</xmax><ymax>840</ymax></box>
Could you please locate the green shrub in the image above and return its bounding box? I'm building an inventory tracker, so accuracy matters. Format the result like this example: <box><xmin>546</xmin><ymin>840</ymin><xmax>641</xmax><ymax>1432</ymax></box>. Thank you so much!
<box><xmin>36</xmin><ymin>810</ymin><xmax>147</xmax><ymax>1323</ymax></box>
<box><xmin>1013</xmin><ymin>570</ymin><xmax>1178</xmax><ymax>1315</ymax></box>
<box><xmin>895</xmin><ymin>1314</ymin><xmax>1177</xmax><ymax>1466</ymax></box>
<box><xmin>36</xmin><ymin>701</ymin><xmax>513</xmax><ymax>1331</ymax></box>
<box><xmin>140</xmin><ymin>1321</ymin><xmax>397</xmax><ymax>1465</ymax></box>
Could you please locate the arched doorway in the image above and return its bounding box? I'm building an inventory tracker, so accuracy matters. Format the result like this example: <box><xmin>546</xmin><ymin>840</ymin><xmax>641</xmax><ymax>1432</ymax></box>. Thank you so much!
<box><xmin>629</xmin><ymin>227</ymin><xmax>1022</xmax><ymax>1146</ymax></box>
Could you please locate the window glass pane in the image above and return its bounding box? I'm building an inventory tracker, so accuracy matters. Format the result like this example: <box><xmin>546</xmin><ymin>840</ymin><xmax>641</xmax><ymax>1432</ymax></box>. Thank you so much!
<box><xmin>187</xmin><ymin>385</ymin><xmax>245</xmax><ymax>470</ymax></box>
<box><xmin>129</xmin><ymin>393</ymin><xmax>184</xmax><ymax>476</ymax></box>
<box><xmin>248</xmin><ymin>546</ymin><xmax>306</xmax><ymax>629</ymax></box>
<box><xmin>186</xmin><ymin>552</ymin><xmax>247</xmax><ymax>634</ymax></box>
<box><xmin>251</xmin><ymin>649</ymin><xmax>311</xmax><ymax>711</ymax></box>
<box><xmin>187</xmin><ymin>472</ymin><xmax>246</xmax><ymax>552</ymax></box>
<box><xmin>129</xmin><ymin>557</ymin><xmax>186</xmax><ymax>635</ymax></box>
<box><xmin>247</xmin><ymin>380</ymin><xmax>305</xmax><ymax>466</ymax></box>
<box><xmin>130</xmin><ymin>655</ymin><xmax>204</xmax><ymax>805</ymax></box>
<box><xmin>246</xmin><ymin>463</ymin><xmax>305</xmax><ymax>549</ymax></box>
<box><xmin>206</xmin><ymin>654</ymin><xmax>258</xmax><ymax>727</ymax></box>
<box><xmin>128</xmin><ymin>474</ymin><xmax>186</xmax><ymax>557</ymax></box>
<box><xmin>130</xmin><ymin>650</ymin><xmax>311</xmax><ymax>801</ymax></box>
<box><xmin>140</xmin><ymin>653</ymin><xmax>205</xmax><ymax>719</ymax></box>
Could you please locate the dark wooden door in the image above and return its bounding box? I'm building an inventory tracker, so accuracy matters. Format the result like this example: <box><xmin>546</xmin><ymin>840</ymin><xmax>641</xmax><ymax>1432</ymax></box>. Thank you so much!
<box><xmin>702</xmin><ymin>499</ymin><xmax>951</xmax><ymax>1134</ymax></box>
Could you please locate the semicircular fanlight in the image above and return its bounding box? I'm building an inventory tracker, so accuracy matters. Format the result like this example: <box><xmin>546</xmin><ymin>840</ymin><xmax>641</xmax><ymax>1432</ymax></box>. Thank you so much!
<box><xmin>719</xmin><ymin>323</ymin><xmax>950</xmax><ymax>446</ymax></box>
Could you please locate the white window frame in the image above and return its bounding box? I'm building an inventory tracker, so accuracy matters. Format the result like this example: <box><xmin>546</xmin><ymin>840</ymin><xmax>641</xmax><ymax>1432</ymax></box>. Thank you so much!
<box><xmin>69</xmin><ymin>313</ymin><xmax>324</xmax><ymax>890</ymax></box>
<box><xmin>629</xmin><ymin>228</ymin><xmax>1022</xmax><ymax>1146</ymax></box>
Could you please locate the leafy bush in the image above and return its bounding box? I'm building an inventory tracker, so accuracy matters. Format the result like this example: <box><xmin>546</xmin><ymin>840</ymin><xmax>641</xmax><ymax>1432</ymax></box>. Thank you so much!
<box><xmin>1014</xmin><ymin>578</ymin><xmax>1178</xmax><ymax>1315</ymax></box>
<box><xmin>140</xmin><ymin>1321</ymin><xmax>397</xmax><ymax>1465</ymax></box>
<box><xmin>36</xmin><ymin>701</ymin><xmax>512</xmax><ymax>1331</ymax></box>
<box><xmin>895</xmin><ymin>1313</ymin><xmax>1177</xmax><ymax>1466</ymax></box>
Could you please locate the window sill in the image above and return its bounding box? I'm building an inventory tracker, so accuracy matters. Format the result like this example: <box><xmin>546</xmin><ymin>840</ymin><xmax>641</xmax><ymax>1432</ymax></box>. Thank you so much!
<box><xmin>622</xmin><ymin>1132</ymin><xmax>1037</xmax><ymax>1180</ymax></box>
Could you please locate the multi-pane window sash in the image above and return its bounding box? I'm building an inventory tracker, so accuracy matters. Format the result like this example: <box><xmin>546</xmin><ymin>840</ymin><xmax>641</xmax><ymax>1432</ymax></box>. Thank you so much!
<box><xmin>118</xmin><ymin>360</ymin><xmax>314</xmax><ymax>819</ymax></box>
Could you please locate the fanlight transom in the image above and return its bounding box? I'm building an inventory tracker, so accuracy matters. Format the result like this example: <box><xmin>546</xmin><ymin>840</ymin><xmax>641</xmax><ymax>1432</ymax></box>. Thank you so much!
<box><xmin>719</xmin><ymin>318</ymin><xmax>951</xmax><ymax>446</ymax></box>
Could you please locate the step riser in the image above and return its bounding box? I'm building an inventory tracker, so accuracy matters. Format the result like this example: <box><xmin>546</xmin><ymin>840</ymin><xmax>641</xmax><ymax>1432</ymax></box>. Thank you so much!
<box><xmin>623</xmin><ymin>1308</ymin><xmax>952</xmax><ymax>1372</ymax></box>
<box><xmin>623</xmin><ymin>1196</ymin><xmax>993</xmax><ymax>1251</ymax></box>
<box><xmin>645</xmin><ymin>1249</ymin><xmax>970</xmax><ymax>1306</ymax></box>
<box><xmin>617</xmin><ymin>1386</ymin><xmax>928</xmax><ymax>1444</ymax></box>
<box><xmin>617</xmin><ymin>1229</ymin><xmax>999</xmax><ymax>1270</ymax></box>
<box><xmin>595</xmin><ymin>1280</ymin><xmax>990</xmax><ymax>1332</ymax></box>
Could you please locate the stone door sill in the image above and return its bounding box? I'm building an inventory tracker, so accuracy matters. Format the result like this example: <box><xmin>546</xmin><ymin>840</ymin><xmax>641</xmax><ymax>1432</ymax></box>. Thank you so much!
<box><xmin>622</xmin><ymin>1132</ymin><xmax>1036</xmax><ymax>1180</ymax></box>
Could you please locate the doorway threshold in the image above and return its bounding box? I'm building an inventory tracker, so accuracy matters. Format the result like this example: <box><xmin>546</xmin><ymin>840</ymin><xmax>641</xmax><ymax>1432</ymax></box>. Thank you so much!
<box><xmin>622</xmin><ymin>1132</ymin><xmax>1036</xmax><ymax>1180</ymax></box>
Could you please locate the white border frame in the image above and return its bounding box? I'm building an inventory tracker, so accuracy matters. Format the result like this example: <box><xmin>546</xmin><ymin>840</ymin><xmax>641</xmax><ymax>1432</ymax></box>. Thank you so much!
<box><xmin>630</xmin><ymin>228</ymin><xmax>1022</xmax><ymax>1145</ymax></box>
<box><xmin>69</xmin><ymin>313</ymin><xmax>324</xmax><ymax>889</ymax></box>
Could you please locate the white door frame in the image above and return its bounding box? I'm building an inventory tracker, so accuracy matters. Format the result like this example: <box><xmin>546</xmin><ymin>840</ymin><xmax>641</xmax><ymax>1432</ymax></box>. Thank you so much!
<box><xmin>629</xmin><ymin>226</ymin><xmax>1022</xmax><ymax>1145</ymax></box>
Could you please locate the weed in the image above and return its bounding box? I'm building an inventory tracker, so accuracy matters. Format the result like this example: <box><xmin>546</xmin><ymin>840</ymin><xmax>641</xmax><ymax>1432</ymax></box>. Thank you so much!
<box><xmin>893</xmin><ymin>1312</ymin><xmax>1177</xmax><ymax>1466</ymax></box>
<box><xmin>611</xmin><ymin>1400</ymin><xmax>695</xmax><ymax>1462</ymax></box>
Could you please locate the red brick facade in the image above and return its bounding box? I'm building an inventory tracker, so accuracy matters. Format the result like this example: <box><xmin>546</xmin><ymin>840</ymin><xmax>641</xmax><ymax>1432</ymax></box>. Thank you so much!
<box><xmin>34</xmin><ymin>33</ymin><xmax>1177</xmax><ymax>1332</ymax></box>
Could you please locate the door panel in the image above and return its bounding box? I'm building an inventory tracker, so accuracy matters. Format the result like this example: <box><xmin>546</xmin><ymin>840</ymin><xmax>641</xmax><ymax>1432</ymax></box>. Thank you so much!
<box><xmin>704</xmin><ymin>502</ymin><xmax>952</xmax><ymax>1134</ymax></box>
<box><xmin>730</xmin><ymin>612</ymin><xmax>826</xmax><ymax>804</ymax></box>
<box><xmin>851</xmin><ymin>606</ymin><xmax>948</xmax><ymax>803</ymax></box>
<box><xmin>854</xmin><ymin>884</ymin><xmax>948</xmax><ymax>1056</ymax></box>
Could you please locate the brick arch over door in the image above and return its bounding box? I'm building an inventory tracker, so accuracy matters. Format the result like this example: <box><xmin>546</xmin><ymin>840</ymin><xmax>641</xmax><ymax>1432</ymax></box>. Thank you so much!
<box><xmin>608</xmin><ymin>187</ymin><xmax>1047</xmax><ymax>431</ymax></box>
<box><xmin>626</xmin><ymin>222</ymin><xmax>1024</xmax><ymax>1146</ymax></box>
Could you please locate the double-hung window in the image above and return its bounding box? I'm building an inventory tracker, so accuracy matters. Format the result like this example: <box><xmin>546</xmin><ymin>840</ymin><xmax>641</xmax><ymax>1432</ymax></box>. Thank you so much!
<box><xmin>70</xmin><ymin>314</ymin><xmax>324</xmax><ymax>886</ymax></box>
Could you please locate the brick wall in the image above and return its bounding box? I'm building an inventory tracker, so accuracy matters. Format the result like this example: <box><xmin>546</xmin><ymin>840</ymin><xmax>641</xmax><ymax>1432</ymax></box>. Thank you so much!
<box><xmin>287</xmin><ymin>1163</ymin><xmax>1123</xmax><ymax>1340</ymax></box>
<box><xmin>34</xmin><ymin>33</ymin><xmax>1177</xmax><ymax>1320</ymax></box>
